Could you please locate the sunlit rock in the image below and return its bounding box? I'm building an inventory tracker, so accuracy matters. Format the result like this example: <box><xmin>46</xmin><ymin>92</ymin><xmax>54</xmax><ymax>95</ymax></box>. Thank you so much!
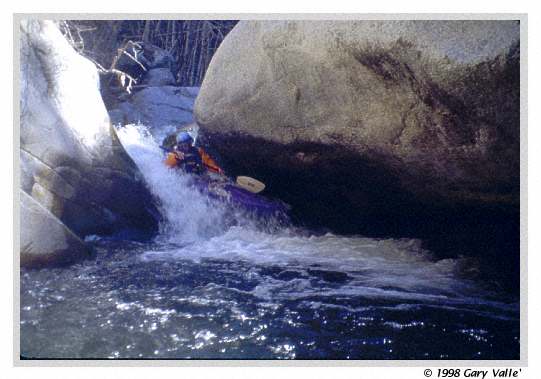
<box><xmin>19</xmin><ymin>20</ymin><xmax>159</xmax><ymax>267</ymax></box>
<box><xmin>108</xmin><ymin>86</ymin><xmax>199</xmax><ymax>129</ymax></box>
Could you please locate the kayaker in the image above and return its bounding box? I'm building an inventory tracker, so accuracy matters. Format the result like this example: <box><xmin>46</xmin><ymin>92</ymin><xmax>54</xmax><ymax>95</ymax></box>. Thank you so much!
<box><xmin>163</xmin><ymin>132</ymin><xmax>224</xmax><ymax>175</ymax></box>
<box><xmin>164</xmin><ymin>132</ymin><xmax>204</xmax><ymax>174</ymax></box>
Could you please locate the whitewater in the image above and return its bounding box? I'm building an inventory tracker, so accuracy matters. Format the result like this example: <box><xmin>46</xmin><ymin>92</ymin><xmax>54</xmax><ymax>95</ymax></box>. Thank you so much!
<box><xmin>20</xmin><ymin>124</ymin><xmax>519</xmax><ymax>359</ymax></box>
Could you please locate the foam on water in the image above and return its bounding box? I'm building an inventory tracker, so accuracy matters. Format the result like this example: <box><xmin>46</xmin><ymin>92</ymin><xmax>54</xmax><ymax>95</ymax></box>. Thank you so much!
<box><xmin>140</xmin><ymin>227</ymin><xmax>498</xmax><ymax>306</ymax></box>
<box><xmin>115</xmin><ymin>124</ymin><xmax>497</xmax><ymax>305</ymax></box>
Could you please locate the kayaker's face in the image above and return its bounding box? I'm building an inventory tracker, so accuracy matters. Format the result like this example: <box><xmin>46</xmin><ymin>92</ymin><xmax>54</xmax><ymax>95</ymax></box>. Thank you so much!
<box><xmin>176</xmin><ymin>142</ymin><xmax>192</xmax><ymax>151</ymax></box>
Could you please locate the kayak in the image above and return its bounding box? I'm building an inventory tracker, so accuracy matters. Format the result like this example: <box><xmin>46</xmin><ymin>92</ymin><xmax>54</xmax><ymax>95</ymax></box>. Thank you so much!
<box><xmin>191</xmin><ymin>174</ymin><xmax>291</xmax><ymax>223</ymax></box>
<box><xmin>161</xmin><ymin>126</ymin><xmax>290</xmax><ymax>222</ymax></box>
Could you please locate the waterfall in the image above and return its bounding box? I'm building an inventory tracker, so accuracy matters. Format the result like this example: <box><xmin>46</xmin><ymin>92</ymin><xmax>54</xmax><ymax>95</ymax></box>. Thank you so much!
<box><xmin>115</xmin><ymin>124</ymin><xmax>229</xmax><ymax>244</ymax></box>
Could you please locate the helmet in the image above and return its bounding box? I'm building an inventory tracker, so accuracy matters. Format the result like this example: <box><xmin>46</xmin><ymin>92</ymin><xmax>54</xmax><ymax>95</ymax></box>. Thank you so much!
<box><xmin>177</xmin><ymin>131</ymin><xmax>193</xmax><ymax>144</ymax></box>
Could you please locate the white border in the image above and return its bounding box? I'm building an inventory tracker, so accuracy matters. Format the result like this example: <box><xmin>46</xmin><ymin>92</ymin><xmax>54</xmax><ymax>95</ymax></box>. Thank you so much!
<box><xmin>8</xmin><ymin>9</ymin><xmax>529</xmax><ymax>374</ymax></box>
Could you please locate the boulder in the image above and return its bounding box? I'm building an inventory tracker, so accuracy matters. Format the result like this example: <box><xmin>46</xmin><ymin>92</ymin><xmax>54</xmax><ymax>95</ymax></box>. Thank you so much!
<box><xmin>108</xmin><ymin>86</ymin><xmax>199</xmax><ymax>129</ymax></box>
<box><xmin>20</xmin><ymin>191</ymin><xmax>92</xmax><ymax>267</ymax></box>
<box><xmin>194</xmin><ymin>20</ymin><xmax>520</xmax><ymax>237</ymax></box>
<box><xmin>142</xmin><ymin>68</ymin><xmax>176</xmax><ymax>86</ymax></box>
<box><xmin>20</xmin><ymin>20</ymin><xmax>159</xmax><ymax>266</ymax></box>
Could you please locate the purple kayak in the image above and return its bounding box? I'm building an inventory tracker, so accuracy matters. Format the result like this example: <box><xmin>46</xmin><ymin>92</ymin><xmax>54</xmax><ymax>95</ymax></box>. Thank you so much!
<box><xmin>191</xmin><ymin>175</ymin><xmax>291</xmax><ymax>223</ymax></box>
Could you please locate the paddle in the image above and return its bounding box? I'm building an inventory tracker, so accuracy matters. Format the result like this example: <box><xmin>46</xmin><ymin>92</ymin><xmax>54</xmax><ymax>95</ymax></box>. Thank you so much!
<box><xmin>236</xmin><ymin>176</ymin><xmax>266</xmax><ymax>194</ymax></box>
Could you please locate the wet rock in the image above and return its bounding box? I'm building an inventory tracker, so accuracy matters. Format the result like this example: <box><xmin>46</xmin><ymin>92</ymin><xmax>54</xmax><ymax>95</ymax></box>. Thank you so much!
<box><xmin>20</xmin><ymin>20</ymin><xmax>159</xmax><ymax>267</ymax></box>
<box><xmin>20</xmin><ymin>191</ymin><xmax>92</xmax><ymax>267</ymax></box>
<box><xmin>195</xmin><ymin>20</ymin><xmax>520</xmax><ymax>238</ymax></box>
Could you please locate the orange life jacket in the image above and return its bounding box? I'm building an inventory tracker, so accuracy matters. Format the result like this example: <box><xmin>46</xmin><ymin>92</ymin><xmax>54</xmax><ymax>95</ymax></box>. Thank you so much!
<box><xmin>165</xmin><ymin>148</ymin><xmax>224</xmax><ymax>175</ymax></box>
<box><xmin>198</xmin><ymin>147</ymin><xmax>224</xmax><ymax>175</ymax></box>
<box><xmin>164</xmin><ymin>152</ymin><xmax>179</xmax><ymax>168</ymax></box>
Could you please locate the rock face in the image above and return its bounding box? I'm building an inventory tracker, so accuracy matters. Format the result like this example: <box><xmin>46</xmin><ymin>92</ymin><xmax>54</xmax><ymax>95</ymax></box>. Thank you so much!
<box><xmin>108</xmin><ymin>86</ymin><xmax>199</xmax><ymax>129</ymax></box>
<box><xmin>20</xmin><ymin>191</ymin><xmax>92</xmax><ymax>268</ymax></box>
<box><xmin>20</xmin><ymin>20</ymin><xmax>159</xmax><ymax>267</ymax></box>
<box><xmin>195</xmin><ymin>20</ymin><xmax>520</xmax><ymax>238</ymax></box>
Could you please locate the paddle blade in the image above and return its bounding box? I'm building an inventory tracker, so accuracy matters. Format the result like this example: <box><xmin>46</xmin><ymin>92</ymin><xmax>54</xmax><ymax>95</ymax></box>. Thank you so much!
<box><xmin>236</xmin><ymin>176</ymin><xmax>266</xmax><ymax>194</ymax></box>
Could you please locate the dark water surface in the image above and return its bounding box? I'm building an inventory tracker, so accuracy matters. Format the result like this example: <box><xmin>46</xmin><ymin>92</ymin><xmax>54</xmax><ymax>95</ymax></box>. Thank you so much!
<box><xmin>21</xmin><ymin>237</ymin><xmax>519</xmax><ymax>360</ymax></box>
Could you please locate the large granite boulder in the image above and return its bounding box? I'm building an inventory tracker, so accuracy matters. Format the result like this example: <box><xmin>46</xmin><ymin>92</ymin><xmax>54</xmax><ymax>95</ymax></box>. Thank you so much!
<box><xmin>194</xmin><ymin>20</ymin><xmax>520</xmax><ymax>237</ymax></box>
<box><xmin>20</xmin><ymin>20</ymin><xmax>159</xmax><ymax>267</ymax></box>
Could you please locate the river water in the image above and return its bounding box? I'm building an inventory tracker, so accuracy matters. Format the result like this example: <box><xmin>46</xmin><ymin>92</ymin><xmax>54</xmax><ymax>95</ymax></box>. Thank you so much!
<box><xmin>20</xmin><ymin>125</ymin><xmax>520</xmax><ymax>360</ymax></box>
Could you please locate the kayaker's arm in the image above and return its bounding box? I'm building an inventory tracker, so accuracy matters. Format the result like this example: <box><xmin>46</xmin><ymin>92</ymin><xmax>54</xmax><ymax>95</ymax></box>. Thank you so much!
<box><xmin>198</xmin><ymin>147</ymin><xmax>225</xmax><ymax>175</ymax></box>
<box><xmin>164</xmin><ymin>151</ymin><xmax>183</xmax><ymax>168</ymax></box>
